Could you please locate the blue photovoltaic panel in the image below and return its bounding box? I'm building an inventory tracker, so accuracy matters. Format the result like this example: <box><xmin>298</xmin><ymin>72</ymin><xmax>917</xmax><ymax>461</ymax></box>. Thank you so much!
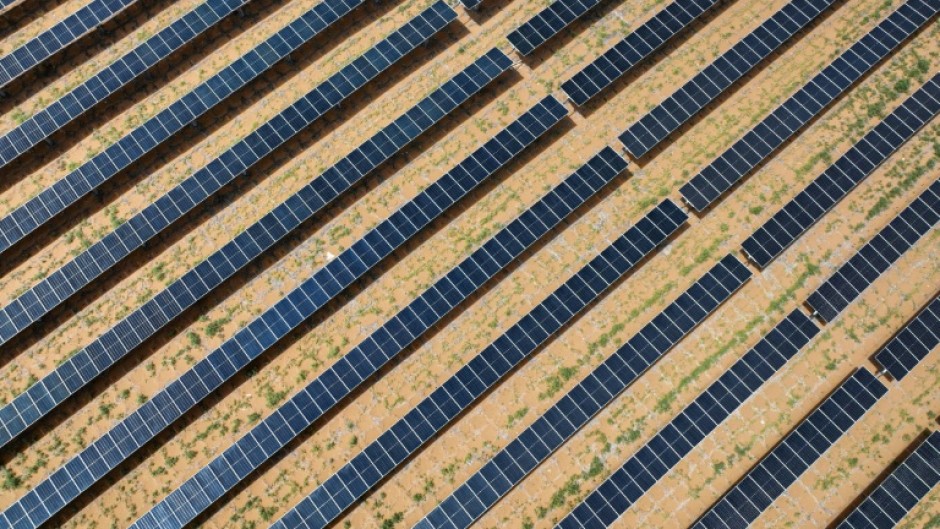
<box><xmin>130</xmin><ymin>147</ymin><xmax>626</xmax><ymax>529</ymax></box>
<box><xmin>618</xmin><ymin>0</ymin><xmax>839</xmax><ymax>159</ymax></box>
<box><xmin>461</xmin><ymin>0</ymin><xmax>483</xmax><ymax>9</ymax></box>
<box><xmin>692</xmin><ymin>368</ymin><xmax>888</xmax><ymax>529</ymax></box>
<box><xmin>742</xmin><ymin>74</ymin><xmax>940</xmax><ymax>268</ymax></box>
<box><xmin>416</xmin><ymin>255</ymin><xmax>753</xmax><ymax>529</ymax></box>
<box><xmin>561</xmin><ymin>0</ymin><xmax>722</xmax><ymax>106</ymax></box>
<box><xmin>874</xmin><ymin>295</ymin><xmax>940</xmax><ymax>381</ymax></box>
<box><xmin>679</xmin><ymin>0</ymin><xmax>939</xmax><ymax>212</ymax></box>
<box><xmin>0</xmin><ymin>0</ymin><xmax>368</xmax><ymax>254</ymax></box>
<box><xmin>836</xmin><ymin>431</ymin><xmax>940</xmax><ymax>529</ymax></box>
<box><xmin>806</xmin><ymin>178</ymin><xmax>940</xmax><ymax>323</ymax></box>
<box><xmin>0</xmin><ymin>47</ymin><xmax>512</xmax><ymax>451</ymax></box>
<box><xmin>507</xmin><ymin>0</ymin><xmax>604</xmax><ymax>55</ymax></box>
<box><xmin>556</xmin><ymin>310</ymin><xmax>820</xmax><ymax>529</ymax></box>
<box><xmin>0</xmin><ymin>0</ymin><xmax>249</xmax><ymax>168</ymax></box>
<box><xmin>271</xmin><ymin>200</ymin><xmax>689</xmax><ymax>529</ymax></box>
<box><xmin>0</xmin><ymin>2</ymin><xmax>457</xmax><ymax>348</ymax></box>
<box><xmin>0</xmin><ymin>95</ymin><xmax>568</xmax><ymax>529</ymax></box>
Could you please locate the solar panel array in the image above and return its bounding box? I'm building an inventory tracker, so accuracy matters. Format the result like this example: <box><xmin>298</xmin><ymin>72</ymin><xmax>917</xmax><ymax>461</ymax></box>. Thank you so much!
<box><xmin>460</xmin><ymin>0</ymin><xmax>483</xmax><ymax>10</ymax></box>
<box><xmin>692</xmin><ymin>368</ymin><xmax>889</xmax><ymax>529</ymax></box>
<box><xmin>678</xmin><ymin>0</ymin><xmax>939</xmax><ymax>212</ymax></box>
<box><xmin>0</xmin><ymin>0</ymin><xmax>249</xmax><ymax>168</ymax></box>
<box><xmin>741</xmin><ymin>74</ymin><xmax>940</xmax><ymax>268</ymax></box>
<box><xmin>874</xmin><ymin>295</ymin><xmax>940</xmax><ymax>381</ymax></box>
<box><xmin>507</xmin><ymin>0</ymin><xmax>603</xmax><ymax>55</ymax></box>
<box><xmin>131</xmin><ymin>147</ymin><xmax>628</xmax><ymax>529</ymax></box>
<box><xmin>0</xmin><ymin>1</ymin><xmax>457</xmax><ymax>348</ymax></box>
<box><xmin>416</xmin><ymin>255</ymin><xmax>752</xmax><ymax>529</ymax></box>
<box><xmin>806</xmin><ymin>178</ymin><xmax>940</xmax><ymax>322</ymax></box>
<box><xmin>836</xmin><ymin>431</ymin><xmax>940</xmax><ymax>529</ymax></box>
<box><xmin>271</xmin><ymin>200</ymin><xmax>689</xmax><ymax>529</ymax></box>
<box><xmin>556</xmin><ymin>310</ymin><xmax>820</xmax><ymax>529</ymax></box>
<box><xmin>0</xmin><ymin>95</ymin><xmax>568</xmax><ymax>529</ymax></box>
<box><xmin>561</xmin><ymin>0</ymin><xmax>721</xmax><ymax>106</ymax></box>
<box><xmin>618</xmin><ymin>0</ymin><xmax>838</xmax><ymax>159</ymax></box>
<box><xmin>0</xmin><ymin>48</ymin><xmax>513</xmax><ymax>449</ymax></box>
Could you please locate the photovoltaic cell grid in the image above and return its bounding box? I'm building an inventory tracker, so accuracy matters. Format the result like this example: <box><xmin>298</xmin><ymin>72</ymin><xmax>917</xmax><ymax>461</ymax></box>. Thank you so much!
<box><xmin>0</xmin><ymin>0</ymin><xmax>368</xmax><ymax>254</ymax></box>
<box><xmin>416</xmin><ymin>255</ymin><xmax>752</xmax><ymax>529</ymax></box>
<box><xmin>272</xmin><ymin>200</ymin><xmax>689</xmax><ymax>529</ymax></box>
<box><xmin>0</xmin><ymin>95</ymin><xmax>569</xmax><ymax>529</ymax></box>
<box><xmin>556</xmin><ymin>310</ymin><xmax>820</xmax><ymax>529</ymax></box>
<box><xmin>0</xmin><ymin>49</ymin><xmax>512</xmax><ymax>450</ymax></box>
<box><xmin>460</xmin><ymin>0</ymin><xmax>483</xmax><ymax>10</ymax></box>
<box><xmin>507</xmin><ymin>0</ymin><xmax>604</xmax><ymax>55</ymax></box>
<box><xmin>836</xmin><ymin>431</ymin><xmax>940</xmax><ymax>529</ymax></box>
<box><xmin>874</xmin><ymin>295</ymin><xmax>940</xmax><ymax>381</ymax></box>
<box><xmin>692</xmin><ymin>368</ymin><xmax>889</xmax><ymax>529</ymax></box>
<box><xmin>806</xmin><ymin>178</ymin><xmax>940</xmax><ymax>323</ymax></box>
<box><xmin>131</xmin><ymin>147</ymin><xmax>627</xmax><ymax>529</ymax></box>
<box><xmin>561</xmin><ymin>0</ymin><xmax>721</xmax><ymax>106</ymax></box>
<box><xmin>618</xmin><ymin>0</ymin><xmax>838</xmax><ymax>159</ymax></box>
<box><xmin>0</xmin><ymin>0</ymin><xmax>249</xmax><ymax>168</ymax></box>
<box><xmin>741</xmin><ymin>74</ymin><xmax>940</xmax><ymax>268</ymax></box>
<box><xmin>0</xmin><ymin>1</ymin><xmax>456</xmax><ymax>348</ymax></box>
<box><xmin>679</xmin><ymin>0</ymin><xmax>939</xmax><ymax>212</ymax></box>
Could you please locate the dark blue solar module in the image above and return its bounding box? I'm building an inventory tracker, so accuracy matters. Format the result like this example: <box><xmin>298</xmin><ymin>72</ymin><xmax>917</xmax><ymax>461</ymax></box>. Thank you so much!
<box><xmin>692</xmin><ymin>368</ymin><xmax>888</xmax><ymax>529</ymax></box>
<box><xmin>836</xmin><ymin>431</ymin><xmax>940</xmax><ymax>529</ymax></box>
<box><xmin>806</xmin><ymin>178</ymin><xmax>940</xmax><ymax>323</ymax></box>
<box><xmin>461</xmin><ymin>0</ymin><xmax>483</xmax><ymax>9</ymax></box>
<box><xmin>507</xmin><ymin>0</ymin><xmax>604</xmax><ymax>55</ymax></box>
<box><xmin>618</xmin><ymin>0</ymin><xmax>840</xmax><ymax>159</ymax></box>
<box><xmin>0</xmin><ymin>46</ymin><xmax>511</xmax><ymax>451</ymax></box>
<box><xmin>130</xmin><ymin>147</ymin><xmax>627</xmax><ymax>529</ymax></box>
<box><xmin>0</xmin><ymin>94</ymin><xmax>568</xmax><ymax>529</ymax></box>
<box><xmin>561</xmin><ymin>0</ymin><xmax>722</xmax><ymax>106</ymax></box>
<box><xmin>874</xmin><ymin>295</ymin><xmax>939</xmax><ymax>381</ymax></box>
<box><xmin>0</xmin><ymin>1</ymin><xmax>456</xmax><ymax>348</ymax></box>
<box><xmin>0</xmin><ymin>0</ymin><xmax>369</xmax><ymax>255</ymax></box>
<box><xmin>270</xmin><ymin>200</ymin><xmax>689</xmax><ymax>529</ymax></box>
<box><xmin>679</xmin><ymin>0</ymin><xmax>939</xmax><ymax>212</ymax></box>
<box><xmin>742</xmin><ymin>73</ymin><xmax>940</xmax><ymax>268</ymax></box>
<box><xmin>0</xmin><ymin>0</ymin><xmax>249</xmax><ymax>169</ymax></box>
<box><xmin>415</xmin><ymin>255</ymin><xmax>753</xmax><ymax>529</ymax></box>
<box><xmin>556</xmin><ymin>310</ymin><xmax>820</xmax><ymax>529</ymax></box>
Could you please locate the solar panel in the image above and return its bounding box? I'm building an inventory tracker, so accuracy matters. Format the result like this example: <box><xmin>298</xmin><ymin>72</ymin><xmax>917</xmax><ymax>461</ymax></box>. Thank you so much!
<box><xmin>556</xmin><ymin>310</ymin><xmax>820</xmax><ymax>529</ymax></box>
<box><xmin>836</xmin><ymin>431</ymin><xmax>940</xmax><ymax>529</ymax></box>
<box><xmin>0</xmin><ymin>0</ymin><xmax>369</xmax><ymax>254</ymax></box>
<box><xmin>873</xmin><ymin>295</ymin><xmax>940</xmax><ymax>381</ymax></box>
<box><xmin>806</xmin><ymin>178</ymin><xmax>940</xmax><ymax>323</ymax></box>
<box><xmin>561</xmin><ymin>0</ymin><xmax>722</xmax><ymax>106</ymax></box>
<box><xmin>416</xmin><ymin>255</ymin><xmax>753</xmax><ymax>529</ymax></box>
<box><xmin>679</xmin><ymin>0</ymin><xmax>939</xmax><ymax>212</ymax></box>
<box><xmin>460</xmin><ymin>0</ymin><xmax>483</xmax><ymax>9</ymax></box>
<box><xmin>618</xmin><ymin>0</ymin><xmax>839</xmax><ymax>159</ymax></box>
<box><xmin>271</xmin><ymin>200</ymin><xmax>689</xmax><ymax>529</ymax></box>
<box><xmin>507</xmin><ymin>0</ymin><xmax>604</xmax><ymax>55</ymax></box>
<box><xmin>130</xmin><ymin>147</ymin><xmax>627</xmax><ymax>529</ymax></box>
<box><xmin>692</xmin><ymin>368</ymin><xmax>888</xmax><ymax>529</ymax></box>
<box><xmin>0</xmin><ymin>48</ymin><xmax>512</xmax><ymax>450</ymax></box>
<box><xmin>0</xmin><ymin>2</ymin><xmax>457</xmax><ymax>347</ymax></box>
<box><xmin>0</xmin><ymin>95</ymin><xmax>568</xmax><ymax>529</ymax></box>
<box><xmin>0</xmin><ymin>0</ymin><xmax>250</xmax><ymax>168</ymax></box>
<box><xmin>741</xmin><ymin>74</ymin><xmax>940</xmax><ymax>268</ymax></box>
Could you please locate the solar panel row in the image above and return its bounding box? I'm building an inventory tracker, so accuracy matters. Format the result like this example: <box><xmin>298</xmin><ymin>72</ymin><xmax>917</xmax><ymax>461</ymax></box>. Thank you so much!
<box><xmin>692</xmin><ymin>368</ymin><xmax>888</xmax><ymax>529</ymax></box>
<box><xmin>460</xmin><ymin>0</ymin><xmax>483</xmax><ymax>10</ymax></box>
<box><xmin>131</xmin><ymin>146</ymin><xmax>627</xmax><ymax>529</ymax></box>
<box><xmin>271</xmin><ymin>200</ymin><xmax>689</xmax><ymax>529</ymax></box>
<box><xmin>741</xmin><ymin>73</ymin><xmax>940</xmax><ymax>268</ymax></box>
<box><xmin>678</xmin><ymin>0</ymin><xmax>939</xmax><ymax>212</ymax></box>
<box><xmin>874</xmin><ymin>295</ymin><xmax>940</xmax><ymax>381</ymax></box>
<box><xmin>806</xmin><ymin>178</ymin><xmax>940</xmax><ymax>322</ymax></box>
<box><xmin>561</xmin><ymin>0</ymin><xmax>722</xmax><ymax>106</ymax></box>
<box><xmin>555</xmin><ymin>310</ymin><xmax>820</xmax><ymax>529</ymax></box>
<box><xmin>507</xmin><ymin>0</ymin><xmax>604</xmax><ymax>55</ymax></box>
<box><xmin>416</xmin><ymin>254</ymin><xmax>753</xmax><ymax>529</ymax></box>
<box><xmin>0</xmin><ymin>48</ymin><xmax>513</xmax><ymax>450</ymax></box>
<box><xmin>618</xmin><ymin>0</ymin><xmax>838</xmax><ymax>159</ymax></box>
<box><xmin>0</xmin><ymin>1</ymin><xmax>457</xmax><ymax>347</ymax></box>
<box><xmin>0</xmin><ymin>94</ymin><xmax>569</xmax><ymax>529</ymax></box>
<box><xmin>836</xmin><ymin>431</ymin><xmax>940</xmax><ymax>529</ymax></box>
<box><xmin>0</xmin><ymin>0</ymin><xmax>249</xmax><ymax>168</ymax></box>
